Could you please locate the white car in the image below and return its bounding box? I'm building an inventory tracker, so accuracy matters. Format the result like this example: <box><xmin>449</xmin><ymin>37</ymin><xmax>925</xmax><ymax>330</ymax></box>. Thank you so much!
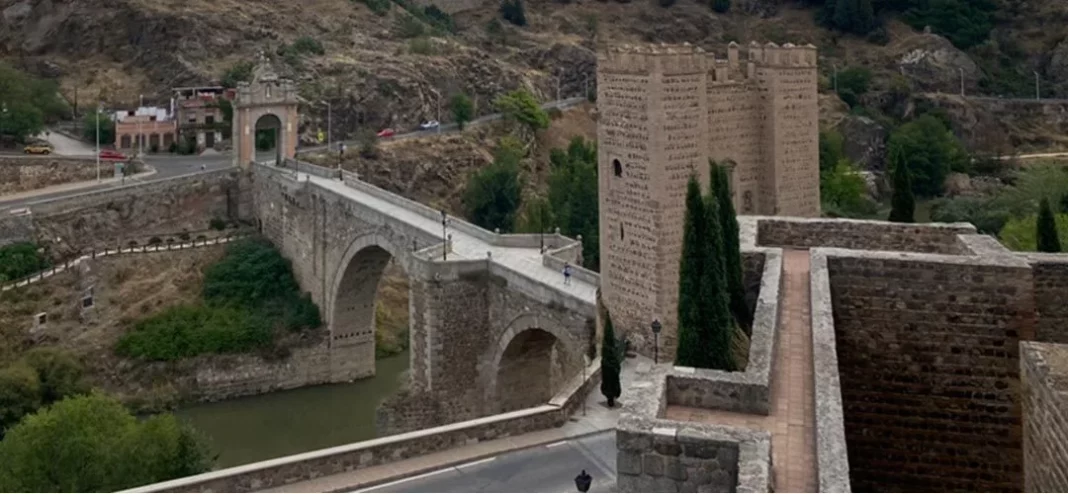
<box><xmin>419</xmin><ymin>120</ymin><xmax>440</xmax><ymax>130</ymax></box>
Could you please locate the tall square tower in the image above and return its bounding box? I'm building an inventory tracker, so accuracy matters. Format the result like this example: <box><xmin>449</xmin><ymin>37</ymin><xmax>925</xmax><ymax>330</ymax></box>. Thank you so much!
<box><xmin>597</xmin><ymin>41</ymin><xmax>819</xmax><ymax>358</ymax></box>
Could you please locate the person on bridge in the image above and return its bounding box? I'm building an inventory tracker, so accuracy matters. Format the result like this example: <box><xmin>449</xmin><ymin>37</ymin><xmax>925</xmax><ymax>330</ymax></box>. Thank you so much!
<box><xmin>563</xmin><ymin>262</ymin><xmax>573</xmax><ymax>285</ymax></box>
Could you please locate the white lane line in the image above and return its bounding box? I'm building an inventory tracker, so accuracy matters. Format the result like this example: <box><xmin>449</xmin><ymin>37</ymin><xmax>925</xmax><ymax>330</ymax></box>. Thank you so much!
<box><xmin>352</xmin><ymin>467</ymin><xmax>454</xmax><ymax>492</ymax></box>
<box><xmin>544</xmin><ymin>440</ymin><xmax>569</xmax><ymax>449</ymax></box>
<box><xmin>454</xmin><ymin>456</ymin><xmax>498</xmax><ymax>469</ymax></box>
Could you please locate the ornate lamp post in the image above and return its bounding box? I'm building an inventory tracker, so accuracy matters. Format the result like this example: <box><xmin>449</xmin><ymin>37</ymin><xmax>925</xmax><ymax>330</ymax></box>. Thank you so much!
<box><xmin>440</xmin><ymin>209</ymin><xmax>448</xmax><ymax>261</ymax></box>
<box><xmin>651</xmin><ymin>319</ymin><xmax>662</xmax><ymax>364</ymax></box>
<box><xmin>574</xmin><ymin>470</ymin><xmax>592</xmax><ymax>493</ymax></box>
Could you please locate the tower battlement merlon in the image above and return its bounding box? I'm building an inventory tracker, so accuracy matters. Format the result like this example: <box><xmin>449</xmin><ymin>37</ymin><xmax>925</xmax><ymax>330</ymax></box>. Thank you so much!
<box><xmin>597</xmin><ymin>43</ymin><xmax>709</xmax><ymax>75</ymax></box>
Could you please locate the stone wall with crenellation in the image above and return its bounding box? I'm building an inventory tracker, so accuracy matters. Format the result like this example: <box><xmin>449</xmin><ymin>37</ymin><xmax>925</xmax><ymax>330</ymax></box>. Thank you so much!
<box><xmin>1021</xmin><ymin>341</ymin><xmax>1068</xmax><ymax>492</ymax></box>
<box><xmin>1025</xmin><ymin>254</ymin><xmax>1068</xmax><ymax>344</ymax></box>
<box><xmin>755</xmin><ymin>217</ymin><xmax>976</xmax><ymax>254</ymax></box>
<box><xmin>824</xmin><ymin>248</ymin><xmax>1033</xmax><ymax>492</ymax></box>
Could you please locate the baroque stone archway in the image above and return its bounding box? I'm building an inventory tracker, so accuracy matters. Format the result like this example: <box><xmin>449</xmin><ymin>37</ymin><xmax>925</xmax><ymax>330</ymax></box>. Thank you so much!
<box><xmin>233</xmin><ymin>54</ymin><xmax>299</xmax><ymax>169</ymax></box>
<box><xmin>485</xmin><ymin>313</ymin><xmax>579</xmax><ymax>413</ymax></box>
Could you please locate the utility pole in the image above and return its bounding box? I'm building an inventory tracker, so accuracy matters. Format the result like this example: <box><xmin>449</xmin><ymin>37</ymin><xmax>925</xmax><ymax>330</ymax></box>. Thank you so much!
<box><xmin>326</xmin><ymin>100</ymin><xmax>332</xmax><ymax>157</ymax></box>
<box><xmin>436</xmin><ymin>92</ymin><xmax>441</xmax><ymax>134</ymax></box>
<box><xmin>95</xmin><ymin>102</ymin><xmax>101</xmax><ymax>182</ymax></box>
<box><xmin>959</xmin><ymin>68</ymin><xmax>965</xmax><ymax>97</ymax></box>
<box><xmin>1035</xmin><ymin>71</ymin><xmax>1041</xmax><ymax>100</ymax></box>
<box><xmin>137</xmin><ymin>94</ymin><xmax>144</xmax><ymax>158</ymax></box>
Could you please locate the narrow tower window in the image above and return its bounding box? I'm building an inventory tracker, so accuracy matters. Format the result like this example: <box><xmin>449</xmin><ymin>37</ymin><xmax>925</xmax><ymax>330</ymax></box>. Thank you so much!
<box><xmin>612</xmin><ymin>159</ymin><xmax>623</xmax><ymax>177</ymax></box>
<box><xmin>620</xmin><ymin>223</ymin><xmax>625</xmax><ymax>241</ymax></box>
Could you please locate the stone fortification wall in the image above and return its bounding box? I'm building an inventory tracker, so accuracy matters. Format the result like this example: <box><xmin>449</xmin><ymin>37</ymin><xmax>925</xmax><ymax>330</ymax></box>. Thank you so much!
<box><xmin>11</xmin><ymin>168</ymin><xmax>247</xmax><ymax>257</ymax></box>
<box><xmin>1025</xmin><ymin>254</ymin><xmax>1068</xmax><ymax>344</ymax></box>
<box><xmin>754</xmin><ymin>216</ymin><xmax>975</xmax><ymax>254</ymax></box>
<box><xmin>0</xmin><ymin>156</ymin><xmax>100</xmax><ymax>195</ymax></box>
<box><xmin>825</xmin><ymin>248</ymin><xmax>1032</xmax><ymax>492</ymax></box>
<box><xmin>1021</xmin><ymin>341</ymin><xmax>1068</xmax><ymax>492</ymax></box>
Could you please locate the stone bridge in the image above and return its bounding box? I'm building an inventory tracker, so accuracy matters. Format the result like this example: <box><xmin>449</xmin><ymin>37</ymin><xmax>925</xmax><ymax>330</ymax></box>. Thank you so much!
<box><xmin>252</xmin><ymin>159</ymin><xmax>599</xmax><ymax>432</ymax></box>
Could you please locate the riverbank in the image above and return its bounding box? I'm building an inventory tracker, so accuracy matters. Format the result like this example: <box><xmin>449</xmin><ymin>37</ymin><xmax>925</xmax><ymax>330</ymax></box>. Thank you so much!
<box><xmin>176</xmin><ymin>351</ymin><xmax>410</xmax><ymax>467</ymax></box>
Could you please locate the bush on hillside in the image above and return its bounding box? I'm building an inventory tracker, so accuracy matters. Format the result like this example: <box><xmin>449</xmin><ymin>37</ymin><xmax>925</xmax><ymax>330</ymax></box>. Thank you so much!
<box><xmin>0</xmin><ymin>243</ymin><xmax>50</xmax><ymax>283</ymax></box>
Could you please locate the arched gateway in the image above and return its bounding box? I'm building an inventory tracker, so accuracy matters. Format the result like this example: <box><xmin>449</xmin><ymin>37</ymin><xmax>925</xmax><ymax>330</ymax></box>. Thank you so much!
<box><xmin>232</xmin><ymin>54</ymin><xmax>299</xmax><ymax>168</ymax></box>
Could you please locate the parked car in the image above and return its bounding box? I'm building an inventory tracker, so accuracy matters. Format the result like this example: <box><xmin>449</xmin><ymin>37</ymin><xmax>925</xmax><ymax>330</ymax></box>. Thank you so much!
<box><xmin>419</xmin><ymin>120</ymin><xmax>440</xmax><ymax>130</ymax></box>
<box><xmin>376</xmin><ymin>128</ymin><xmax>395</xmax><ymax>138</ymax></box>
<box><xmin>99</xmin><ymin>149</ymin><xmax>127</xmax><ymax>161</ymax></box>
<box><xmin>23</xmin><ymin>144</ymin><xmax>52</xmax><ymax>155</ymax></box>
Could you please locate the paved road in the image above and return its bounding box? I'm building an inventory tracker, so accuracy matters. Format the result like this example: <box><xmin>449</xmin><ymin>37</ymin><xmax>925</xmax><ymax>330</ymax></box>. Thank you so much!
<box><xmin>0</xmin><ymin>153</ymin><xmax>233</xmax><ymax>209</ymax></box>
<box><xmin>359</xmin><ymin>432</ymin><xmax>616</xmax><ymax>493</ymax></box>
<box><xmin>297</xmin><ymin>97</ymin><xmax>588</xmax><ymax>155</ymax></box>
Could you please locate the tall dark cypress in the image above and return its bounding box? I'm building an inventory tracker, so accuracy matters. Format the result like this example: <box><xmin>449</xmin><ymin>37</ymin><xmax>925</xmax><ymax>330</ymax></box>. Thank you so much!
<box><xmin>701</xmin><ymin>192</ymin><xmax>735</xmax><ymax>372</ymax></box>
<box><xmin>712</xmin><ymin>161</ymin><xmax>751</xmax><ymax>333</ymax></box>
<box><xmin>888</xmin><ymin>156</ymin><xmax>915</xmax><ymax>223</ymax></box>
<box><xmin>600</xmin><ymin>309</ymin><xmax>622</xmax><ymax>407</ymax></box>
<box><xmin>676</xmin><ymin>177</ymin><xmax>706</xmax><ymax>367</ymax></box>
<box><xmin>1037</xmin><ymin>197</ymin><xmax>1062</xmax><ymax>253</ymax></box>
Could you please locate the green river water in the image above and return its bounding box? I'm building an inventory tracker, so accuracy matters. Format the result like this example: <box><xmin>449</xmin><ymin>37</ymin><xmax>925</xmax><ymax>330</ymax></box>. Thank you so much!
<box><xmin>174</xmin><ymin>351</ymin><xmax>410</xmax><ymax>468</ymax></box>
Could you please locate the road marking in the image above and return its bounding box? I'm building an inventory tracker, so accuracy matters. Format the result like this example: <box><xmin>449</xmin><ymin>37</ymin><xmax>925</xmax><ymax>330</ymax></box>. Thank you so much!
<box><xmin>545</xmin><ymin>440</ymin><xmax>569</xmax><ymax>449</ymax></box>
<box><xmin>455</xmin><ymin>456</ymin><xmax>497</xmax><ymax>469</ymax></box>
<box><xmin>352</xmin><ymin>466</ymin><xmax>455</xmax><ymax>492</ymax></box>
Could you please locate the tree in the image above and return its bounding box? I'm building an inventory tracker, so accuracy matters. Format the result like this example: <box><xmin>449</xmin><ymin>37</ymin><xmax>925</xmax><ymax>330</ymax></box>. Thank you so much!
<box><xmin>450</xmin><ymin>94</ymin><xmax>474</xmax><ymax>131</ymax></box>
<box><xmin>518</xmin><ymin>196</ymin><xmax>555</xmax><ymax>235</ymax></box>
<box><xmin>676</xmin><ymin>175</ymin><xmax>734</xmax><ymax>371</ymax></box>
<box><xmin>463</xmin><ymin>138</ymin><xmax>524</xmax><ymax>232</ymax></box>
<box><xmin>0</xmin><ymin>364</ymin><xmax>40</xmax><ymax>436</ymax></box>
<box><xmin>0</xmin><ymin>242</ymin><xmax>50</xmax><ymax>283</ymax></box>
<box><xmin>494</xmin><ymin>89</ymin><xmax>549</xmax><ymax>136</ymax></box>
<box><xmin>888</xmin><ymin>154</ymin><xmax>915</xmax><ymax>223</ymax></box>
<box><xmin>220</xmin><ymin>61</ymin><xmax>254</xmax><ymax>89</ymax></box>
<box><xmin>1037</xmin><ymin>197</ymin><xmax>1061</xmax><ymax>253</ymax></box>
<box><xmin>676</xmin><ymin>177</ymin><xmax>707</xmax><ymax>368</ymax></box>
<box><xmin>821</xmin><ymin>159</ymin><xmax>877</xmax><ymax>218</ymax></box>
<box><xmin>0</xmin><ymin>393</ymin><xmax>213</xmax><ymax>492</ymax></box>
<box><xmin>887</xmin><ymin>114</ymin><xmax>965</xmax><ymax>197</ymax></box>
<box><xmin>544</xmin><ymin>137</ymin><xmax>599</xmax><ymax>270</ymax></box>
<box><xmin>818</xmin><ymin>129</ymin><xmax>845</xmax><ymax>173</ymax></box>
<box><xmin>712</xmin><ymin>0</ymin><xmax>730</xmax><ymax>12</ymax></box>
<box><xmin>81</xmin><ymin>110</ymin><xmax>115</xmax><ymax>146</ymax></box>
<box><xmin>1000</xmin><ymin>213</ymin><xmax>1068</xmax><ymax>252</ymax></box>
<box><xmin>600</xmin><ymin>310</ymin><xmax>621</xmax><ymax>407</ymax></box>
<box><xmin>0</xmin><ymin>63</ymin><xmax>68</xmax><ymax>143</ymax></box>
<box><xmin>712</xmin><ymin>162</ymin><xmax>750</xmax><ymax>332</ymax></box>
<box><xmin>20</xmin><ymin>348</ymin><xmax>87</xmax><ymax>405</ymax></box>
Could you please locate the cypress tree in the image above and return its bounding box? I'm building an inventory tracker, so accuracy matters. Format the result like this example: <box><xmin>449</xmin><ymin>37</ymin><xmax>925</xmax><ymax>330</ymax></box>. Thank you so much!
<box><xmin>701</xmin><ymin>191</ymin><xmax>735</xmax><ymax>372</ymax></box>
<box><xmin>676</xmin><ymin>177</ymin><xmax>706</xmax><ymax>368</ymax></box>
<box><xmin>712</xmin><ymin>161</ymin><xmax>751</xmax><ymax>333</ymax></box>
<box><xmin>1037</xmin><ymin>197</ymin><xmax>1061</xmax><ymax>253</ymax></box>
<box><xmin>888</xmin><ymin>157</ymin><xmax>915</xmax><ymax>223</ymax></box>
<box><xmin>600</xmin><ymin>309</ymin><xmax>621</xmax><ymax>407</ymax></box>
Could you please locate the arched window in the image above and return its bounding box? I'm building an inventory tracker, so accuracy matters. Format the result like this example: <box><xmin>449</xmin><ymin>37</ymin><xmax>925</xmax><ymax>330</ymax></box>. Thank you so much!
<box><xmin>612</xmin><ymin>159</ymin><xmax>622</xmax><ymax>177</ymax></box>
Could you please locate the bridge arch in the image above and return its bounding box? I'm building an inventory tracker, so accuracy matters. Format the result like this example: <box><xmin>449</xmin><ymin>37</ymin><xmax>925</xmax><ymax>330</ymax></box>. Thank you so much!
<box><xmin>254</xmin><ymin>113</ymin><xmax>284</xmax><ymax>164</ymax></box>
<box><xmin>327</xmin><ymin>231</ymin><xmax>415</xmax><ymax>379</ymax></box>
<box><xmin>485</xmin><ymin>313</ymin><xmax>580</xmax><ymax>413</ymax></box>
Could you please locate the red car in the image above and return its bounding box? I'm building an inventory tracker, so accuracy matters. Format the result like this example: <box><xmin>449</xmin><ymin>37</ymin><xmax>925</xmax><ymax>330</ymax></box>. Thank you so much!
<box><xmin>99</xmin><ymin>149</ymin><xmax>127</xmax><ymax>161</ymax></box>
<box><xmin>376</xmin><ymin>128</ymin><xmax>395</xmax><ymax>138</ymax></box>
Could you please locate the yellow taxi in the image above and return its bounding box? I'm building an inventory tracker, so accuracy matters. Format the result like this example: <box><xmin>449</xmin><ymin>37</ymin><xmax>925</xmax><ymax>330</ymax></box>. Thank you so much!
<box><xmin>23</xmin><ymin>144</ymin><xmax>53</xmax><ymax>155</ymax></box>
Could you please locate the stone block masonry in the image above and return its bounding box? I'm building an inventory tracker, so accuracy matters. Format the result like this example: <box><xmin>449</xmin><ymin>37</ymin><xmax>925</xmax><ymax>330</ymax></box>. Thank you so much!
<box><xmin>1025</xmin><ymin>254</ymin><xmax>1068</xmax><ymax>344</ymax></box>
<box><xmin>10</xmin><ymin>168</ymin><xmax>250</xmax><ymax>257</ymax></box>
<box><xmin>823</xmin><ymin>247</ymin><xmax>1032</xmax><ymax>492</ymax></box>
<box><xmin>1021</xmin><ymin>341</ymin><xmax>1068</xmax><ymax>492</ymax></box>
<box><xmin>755</xmin><ymin>216</ymin><xmax>975</xmax><ymax>254</ymax></box>
<box><xmin>0</xmin><ymin>156</ymin><xmax>101</xmax><ymax>195</ymax></box>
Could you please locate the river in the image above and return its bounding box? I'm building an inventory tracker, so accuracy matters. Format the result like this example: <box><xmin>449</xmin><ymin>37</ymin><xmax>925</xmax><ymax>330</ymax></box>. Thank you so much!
<box><xmin>175</xmin><ymin>351</ymin><xmax>410</xmax><ymax>468</ymax></box>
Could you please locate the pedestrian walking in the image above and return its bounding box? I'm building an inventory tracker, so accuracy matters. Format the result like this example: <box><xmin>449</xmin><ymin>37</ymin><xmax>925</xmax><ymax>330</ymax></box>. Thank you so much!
<box><xmin>563</xmin><ymin>262</ymin><xmax>572</xmax><ymax>285</ymax></box>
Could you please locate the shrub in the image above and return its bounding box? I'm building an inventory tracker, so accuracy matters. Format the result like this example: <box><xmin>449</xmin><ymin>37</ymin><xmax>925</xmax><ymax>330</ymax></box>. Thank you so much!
<box><xmin>397</xmin><ymin>15</ymin><xmax>426</xmax><ymax>38</ymax></box>
<box><xmin>220</xmin><ymin>61</ymin><xmax>254</xmax><ymax>89</ymax></box>
<box><xmin>0</xmin><ymin>363</ymin><xmax>41</xmax><ymax>435</ymax></box>
<box><xmin>464</xmin><ymin>139</ymin><xmax>525</xmax><ymax>232</ymax></box>
<box><xmin>290</xmin><ymin>36</ymin><xmax>325</xmax><ymax>56</ymax></box>
<box><xmin>0</xmin><ymin>393</ymin><xmax>213</xmax><ymax>492</ymax></box>
<box><xmin>1000</xmin><ymin>213</ymin><xmax>1068</xmax><ymax>252</ymax></box>
<box><xmin>20</xmin><ymin>348</ymin><xmax>87</xmax><ymax>405</ymax></box>
<box><xmin>209</xmin><ymin>218</ymin><xmax>227</xmax><ymax>231</ymax></box>
<box><xmin>712</xmin><ymin>0</ymin><xmax>730</xmax><ymax>13</ymax></box>
<box><xmin>0</xmin><ymin>243</ymin><xmax>49</xmax><ymax>283</ymax></box>
<box><xmin>450</xmin><ymin>93</ymin><xmax>474</xmax><ymax>130</ymax></box>
<box><xmin>148</xmin><ymin>237</ymin><xmax>162</xmax><ymax>246</ymax></box>
<box><xmin>408</xmin><ymin>37</ymin><xmax>435</xmax><ymax>55</ymax></box>
<box><xmin>500</xmin><ymin>0</ymin><xmax>526</xmax><ymax>26</ymax></box>
<box><xmin>116</xmin><ymin>305</ymin><xmax>273</xmax><ymax>361</ymax></box>
<box><xmin>361</xmin><ymin>0</ymin><xmax>391</xmax><ymax>15</ymax></box>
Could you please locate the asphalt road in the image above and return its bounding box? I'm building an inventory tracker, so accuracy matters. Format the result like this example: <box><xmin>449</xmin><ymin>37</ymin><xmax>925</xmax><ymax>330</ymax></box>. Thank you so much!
<box><xmin>359</xmin><ymin>432</ymin><xmax>617</xmax><ymax>493</ymax></box>
<box><xmin>297</xmin><ymin>97</ymin><xmax>588</xmax><ymax>155</ymax></box>
<box><xmin>0</xmin><ymin>152</ymin><xmax>233</xmax><ymax>209</ymax></box>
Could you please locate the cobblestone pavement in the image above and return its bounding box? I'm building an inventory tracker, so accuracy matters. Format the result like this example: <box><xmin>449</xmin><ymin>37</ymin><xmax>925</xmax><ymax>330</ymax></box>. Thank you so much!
<box><xmin>665</xmin><ymin>248</ymin><xmax>817</xmax><ymax>492</ymax></box>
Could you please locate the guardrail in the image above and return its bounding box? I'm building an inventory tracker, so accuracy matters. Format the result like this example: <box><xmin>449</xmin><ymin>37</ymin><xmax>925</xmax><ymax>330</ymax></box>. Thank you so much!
<box><xmin>0</xmin><ymin>232</ymin><xmax>250</xmax><ymax>292</ymax></box>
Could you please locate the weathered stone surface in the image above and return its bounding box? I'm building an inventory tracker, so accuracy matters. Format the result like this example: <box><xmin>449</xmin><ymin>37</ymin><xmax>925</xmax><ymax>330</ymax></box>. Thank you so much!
<box><xmin>835</xmin><ymin>113</ymin><xmax>889</xmax><ymax>173</ymax></box>
<box><xmin>0</xmin><ymin>156</ymin><xmax>102</xmax><ymax>195</ymax></box>
<box><xmin>1021</xmin><ymin>341</ymin><xmax>1068</xmax><ymax>492</ymax></box>
<box><xmin>753</xmin><ymin>216</ymin><xmax>976</xmax><ymax>254</ymax></box>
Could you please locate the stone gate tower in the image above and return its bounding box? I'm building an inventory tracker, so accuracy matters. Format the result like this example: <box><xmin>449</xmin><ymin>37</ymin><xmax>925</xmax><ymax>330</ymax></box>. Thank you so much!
<box><xmin>596</xmin><ymin>41</ymin><xmax>820</xmax><ymax>358</ymax></box>
<box><xmin>232</xmin><ymin>54</ymin><xmax>300</xmax><ymax>169</ymax></box>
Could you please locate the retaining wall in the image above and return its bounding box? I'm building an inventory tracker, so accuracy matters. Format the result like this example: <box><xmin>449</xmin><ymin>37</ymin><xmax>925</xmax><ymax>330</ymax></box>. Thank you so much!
<box><xmin>1021</xmin><ymin>341</ymin><xmax>1068</xmax><ymax>492</ymax></box>
<box><xmin>0</xmin><ymin>156</ymin><xmax>101</xmax><ymax>195</ymax></box>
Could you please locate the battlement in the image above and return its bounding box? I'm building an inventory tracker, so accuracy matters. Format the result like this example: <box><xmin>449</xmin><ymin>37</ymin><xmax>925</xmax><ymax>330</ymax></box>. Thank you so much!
<box><xmin>598</xmin><ymin>41</ymin><xmax>817</xmax><ymax>82</ymax></box>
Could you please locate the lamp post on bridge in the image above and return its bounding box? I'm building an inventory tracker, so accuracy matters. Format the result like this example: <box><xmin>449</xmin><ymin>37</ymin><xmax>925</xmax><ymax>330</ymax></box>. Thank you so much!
<box><xmin>440</xmin><ymin>209</ymin><xmax>448</xmax><ymax>261</ymax></box>
<box><xmin>651</xmin><ymin>319</ymin><xmax>662</xmax><ymax>365</ymax></box>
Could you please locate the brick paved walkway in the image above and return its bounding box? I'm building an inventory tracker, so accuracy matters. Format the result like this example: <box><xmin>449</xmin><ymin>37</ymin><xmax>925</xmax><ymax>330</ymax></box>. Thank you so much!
<box><xmin>666</xmin><ymin>249</ymin><xmax>817</xmax><ymax>493</ymax></box>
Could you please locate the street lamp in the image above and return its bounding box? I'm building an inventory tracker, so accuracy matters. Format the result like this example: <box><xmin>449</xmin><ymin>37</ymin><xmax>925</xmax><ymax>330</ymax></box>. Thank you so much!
<box><xmin>95</xmin><ymin>102</ymin><xmax>102</xmax><ymax>182</ymax></box>
<box><xmin>574</xmin><ymin>470</ymin><xmax>592</xmax><ymax>493</ymax></box>
<box><xmin>440</xmin><ymin>209</ymin><xmax>448</xmax><ymax>261</ymax></box>
<box><xmin>651</xmin><ymin>319</ymin><xmax>662</xmax><ymax>365</ymax></box>
<box><xmin>137</xmin><ymin>94</ymin><xmax>144</xmax><ymax>158</ymax></box>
